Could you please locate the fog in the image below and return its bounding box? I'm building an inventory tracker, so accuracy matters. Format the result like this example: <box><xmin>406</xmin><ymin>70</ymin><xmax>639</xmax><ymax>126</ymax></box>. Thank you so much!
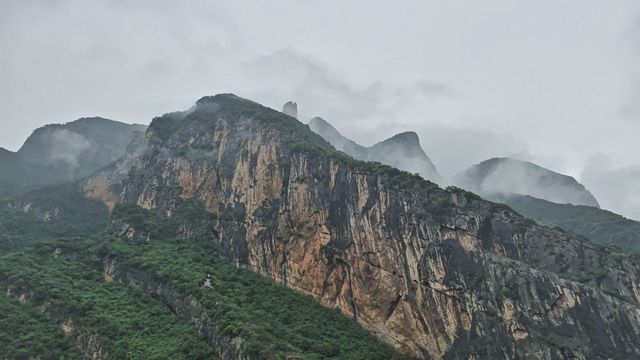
<box><xmin>453</xmin><ymin>158</ymin><xmax>600</xmax><ymax>207</ymax></box>
<box><xmin>582</xmin><ymin>154</ymin><xmax>640</xmax><ymax>221</ymax></box>
<box><xmin>1</xmin><ymin>0</ymin><xmax>640</xmax><ymax>219</ymax></box>
<box><xmin>38</xmin><ymin>128</ymin><xmax>91</xmax><ymax>169</ymax></box>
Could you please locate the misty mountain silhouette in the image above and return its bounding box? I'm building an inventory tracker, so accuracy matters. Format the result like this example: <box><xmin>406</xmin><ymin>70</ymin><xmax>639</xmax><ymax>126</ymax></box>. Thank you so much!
<box><xmin>0</xmin><ymin>117</ymin><xmax>146</xmax><ymax>198</ymax></box>
<box><xmin>308</xmin><ymin>116</ymin><xmax>441</xmax><ymax>182</ymax></box>
<box><xmin>453</xmin><ymin>157</ymin><xmax>600</xmax><ymax>207</ymax></box>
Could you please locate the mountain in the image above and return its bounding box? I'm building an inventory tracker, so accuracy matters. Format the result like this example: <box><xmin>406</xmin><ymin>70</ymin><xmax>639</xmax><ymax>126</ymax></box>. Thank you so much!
<box><xmin>82</xmin><ymin>94</ymin><xmax>640</xmax><ymax>359</ymax></box>
<box><xmin>489</xmin><ymin>193</ymin><xmax>640</xmax><ymax>253</ymax></box>
<box><xmin>0</xmin><ymin>117</ymin><xmax>146</xmax><ymax>198</ymax></box>
<box><xmin>0</xmin><ymin>184</ymin><xmax>406</xmax><ymax>360</ymax></box>
<box><xmin>453</xmin><ymin>159</ymin><xmax>640</xmax><ymax>253</ymax></box>
<box><xmin>453</xmin><ymin>157</ymin><xmax>600</xmax><ymax>207</ymax></box>
<box><xmin>308</xmin><ymin>116</ymin><xmax>441</xmax><ymax>182</ymax></box>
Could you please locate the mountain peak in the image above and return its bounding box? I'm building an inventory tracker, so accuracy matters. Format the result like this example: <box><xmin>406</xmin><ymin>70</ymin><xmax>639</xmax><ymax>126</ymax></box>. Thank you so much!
<box><xmin>195</xmin><ymin>93</ymin><xmax>243</xmax><ymax>105</ymax></box>
<box><xmin>378</xmin><ymin>131</ymin><xmax>420</xmax><ymax>146</ymax></box>
<box><xmin>454</xmin><ymin>157</ymin><xmax>600</xmax><ymax>207</ymax></box>
<box><xmin>308</xmin><ymin>117</ymin><xmax>440</xmax><ymax>182</ymax></box>
<box><xmin>0</xmin><ymin>117</ymin><xmax>148</xmax><ymax>196</ymax></box>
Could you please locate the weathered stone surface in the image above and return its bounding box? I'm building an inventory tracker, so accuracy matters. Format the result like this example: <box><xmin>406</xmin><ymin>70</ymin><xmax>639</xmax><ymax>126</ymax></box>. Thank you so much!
<box><xmin>88</xmin><ymin>94</ymin><xmax>640</xmax><ymax>359</ymax></box>
<box><xmin>282</xmin><ymin>101</ymin><xmax>298</xmax><ymax>119</ymax></box>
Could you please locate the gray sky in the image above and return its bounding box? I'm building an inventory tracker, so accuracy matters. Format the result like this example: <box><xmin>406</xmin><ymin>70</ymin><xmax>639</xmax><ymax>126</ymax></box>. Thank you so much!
<box><xmin>2</xmin><ymin>0</ymin><xmax>640</xmax><ymax>219</ymax></box>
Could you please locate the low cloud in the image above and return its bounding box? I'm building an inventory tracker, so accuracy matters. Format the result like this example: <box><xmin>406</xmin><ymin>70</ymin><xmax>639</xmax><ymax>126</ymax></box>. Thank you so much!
<box><xmin>415</xmin><ymin>126</ymin><xmax>529</xmax><ymax>178</ymax></box>
<box><xmin>240</xmin><ymin>49</ymin><xmax>393</xmax><ymax>122</ymax></box>
<box><xmin>240</xmin><ymin>50</ymin><xmax>460</xmax><ymax>138</ymax></box>
<box><xmin>582</xmin><ymin>154</ymin><xmax>640</xmax><ymax>221</ymax></box>
<box><xmin>412</xmin><ymin>80</ymin><xmax>459</xmax><ymax>98</ymax></box>
<box><xmin>41</xmin><ymin>128</ymin><xmax>91</xmax><ymax>169</ymax></box>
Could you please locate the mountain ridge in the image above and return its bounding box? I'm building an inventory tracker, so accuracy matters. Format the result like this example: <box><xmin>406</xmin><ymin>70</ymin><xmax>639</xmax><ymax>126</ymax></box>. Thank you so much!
<box><xmin>308</xmin><ymin>116</ymin><xmax>441</xmax><ymax>182</ymax></box>
<box><xmin>454</xmin><ymin>157</ymin><xmax>600</xmax><ymax>208</ymax></box>
<box><xmin>0</xmin><ymin>117</ymin><xmax>146</xmax><ymax>198</ymax></box>
<box><xmin>489</xmin><ymin>193</ymin><xmax>640</xmax><ymax>253</ymax></box>
<box><xmin>84</xmin><ymin>93</ymin><xmax>640</xmax><ymax>359</ymax></box>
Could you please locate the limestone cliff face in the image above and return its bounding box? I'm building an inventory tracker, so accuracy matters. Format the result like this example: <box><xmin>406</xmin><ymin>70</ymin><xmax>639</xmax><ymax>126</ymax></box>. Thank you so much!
<box><xmin>88</xmin><ymin>94</ymin><xmax>640</xmax><ymax>359</ymax></box>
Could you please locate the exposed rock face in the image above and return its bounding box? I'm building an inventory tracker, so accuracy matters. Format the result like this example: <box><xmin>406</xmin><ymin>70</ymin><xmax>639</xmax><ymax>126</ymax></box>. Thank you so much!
<box><xmin>84</xmin><ymin>130</ymin><xmax>147</xmax><ymax>211</ymax></box>
<box><xmin>453</xmin><ymin>157</ymin><xmax>600</xmax><ymax>208</ymax></box>
<box><xmin>282</xmin><ymin>101</ymin><xmax>298</xmax><ymax>118</ymax></box>
<box><xmin>76</xmin><ymin>333</ymin><xmax>108</xmax><ymax>360</ymax></box>
<box><xmin>88</xmin><ymin>94</ymin><xmax>640</xmax><ymax>359</ymax></box>
<box><xmin>308</xmin><ymin>117</ymin><xmax>441</xmax><ymax>182</ymax></box>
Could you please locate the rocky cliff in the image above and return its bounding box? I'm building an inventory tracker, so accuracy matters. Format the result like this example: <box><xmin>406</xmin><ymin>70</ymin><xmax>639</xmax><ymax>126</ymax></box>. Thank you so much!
<box><xmin>282</xmin><ymin>101</ymin><xmax>298</xmax><ymax>119</ymax></box>
<box><xmin>87</xmin><ymin>94</ymin><xmax>640</xmax><ymax>359</ymax></box>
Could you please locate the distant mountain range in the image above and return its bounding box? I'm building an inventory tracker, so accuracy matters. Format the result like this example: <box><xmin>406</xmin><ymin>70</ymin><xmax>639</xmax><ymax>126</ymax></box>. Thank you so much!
<box><xmin>297</xmin><ymin>108</ymin><xmax>640</xmax><ymax>253</ymax></box>
<box><xmin>489</xmin><ymin>193</ymin><xmax>640</xmax><ymax>253</ymax></box>
<box><xmin>0</xmin><ymin>117</ymin><xmax>146</xmax><ymax>198</ymax></box>
<box><xmin>448</xmin><ymin>158</ymin><xmax>640</xmax><ymax>251</ymax></box>
<box><xmin>307</xmin><ymin>116</ymin><xmax>441</xmax><ymax>182</ymax></box>
<box><xmin>453</xmin><ymin>157</ymin><xmax>600</xmax><ymax>207</ymax></box>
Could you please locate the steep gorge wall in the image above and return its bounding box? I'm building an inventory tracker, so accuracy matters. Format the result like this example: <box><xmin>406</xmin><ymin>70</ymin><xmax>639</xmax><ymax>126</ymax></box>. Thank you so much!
<box><xmin>87</xmin><ymin>96</ymin><xmax>640</xmax><ymax>359</ymax></box>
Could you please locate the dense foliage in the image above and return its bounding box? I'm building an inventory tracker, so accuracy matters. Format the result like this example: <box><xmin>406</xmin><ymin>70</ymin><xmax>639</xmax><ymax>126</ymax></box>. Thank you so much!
<box><xmin>85</xmin><ymin>236</ymin><xmax>407</xmax><ymax>360</ymax></box>
<box><xmin>0</xmin><ymin>247</ymin><xmax>215</xmax><ymax>359</ymax></box>
<box><xmin>0</xmin><ymin>293</ymin><xmax>79</xmax><ymax>359</ymax></box>
<box><xmin>0</xmin><ymin>184</ymin><xmax>109</xmax><ymax>253</ymax></box>
<box><xmin>0</xmin><ymin>198</ymin><xmax>410</xmax><ymax>359</ymax></box>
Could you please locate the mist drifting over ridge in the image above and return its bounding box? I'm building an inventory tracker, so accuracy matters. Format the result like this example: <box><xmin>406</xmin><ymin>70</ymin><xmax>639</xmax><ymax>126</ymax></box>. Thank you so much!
<box><xmin>1</xmin><ymin>1</ymin><xmax>640</xmax><ymax>219</ymax></box>
<box><xmin>308</xmin><ymin>116</ymin><xmax>441</xmax><ymax>182</ymax></box>
<box><xmin>453</xmin><ymin>158</ymin><xmax>600</xmax><ymax>208</ymax></box>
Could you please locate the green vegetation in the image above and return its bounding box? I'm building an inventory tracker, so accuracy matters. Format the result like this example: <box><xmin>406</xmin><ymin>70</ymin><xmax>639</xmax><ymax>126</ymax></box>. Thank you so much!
<box><xmin>500</xmin><ymin>286</ymin><xmax>512</xmax><ymax>299</ymax></box>
<box><xmin>0</xmin><ymin>247</ymin><xmax>215</xmax><ymax>359</ymax></box>
<box><xmin>0</xmin><ymin>198</ymin><xmax>409</xmax><ymax>359</ymax></box>
<box><xmin>0</xmin><ymin>184</ymin><xmax>109</xmax><ymax>253</ymax></box>
<box><xmin>0</xmin><ymin>293</ymin><xmax>79</xmax><ymax>359</ymax></box>
<box><xmin>79</xmin><ymin>236</ymin><xmax>407</xmax><ymax>359</ymax></box>
<box><xmin>149</xmin><ymin>115</ymin><xmax>182</xmax><ymax>142</ymax></box>
<box><xmin>495</xmin><ymin>194</ymin><xmax>640</xmax><ymax>253</ymax></box>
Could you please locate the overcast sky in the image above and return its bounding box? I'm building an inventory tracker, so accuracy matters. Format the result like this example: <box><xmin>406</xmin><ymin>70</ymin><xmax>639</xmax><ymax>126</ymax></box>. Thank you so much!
<box><xmin>2</xmin><ymin>0</ymin><xmax>640</xmax><ymax>219</ymax></box>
